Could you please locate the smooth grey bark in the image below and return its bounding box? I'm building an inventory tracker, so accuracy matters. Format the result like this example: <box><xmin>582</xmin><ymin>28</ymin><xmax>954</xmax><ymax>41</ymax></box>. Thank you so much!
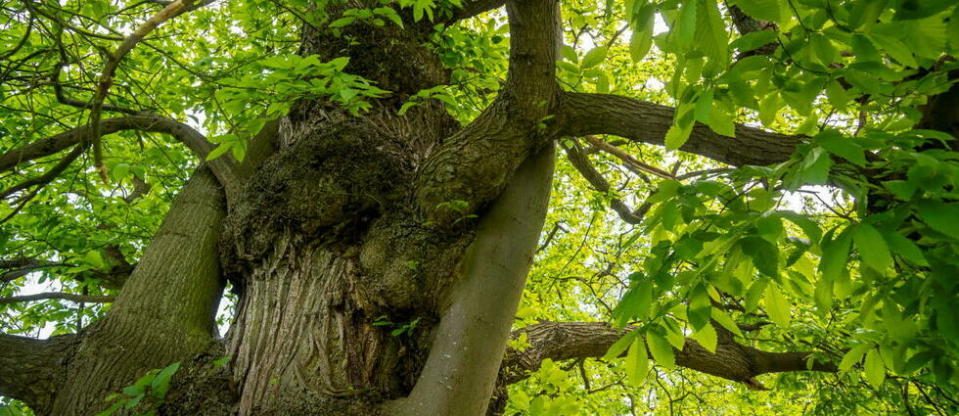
<box><xmin>391</xmin><ymin>144</ymin><xmax>555</xmax><ymax>416</ymax></box>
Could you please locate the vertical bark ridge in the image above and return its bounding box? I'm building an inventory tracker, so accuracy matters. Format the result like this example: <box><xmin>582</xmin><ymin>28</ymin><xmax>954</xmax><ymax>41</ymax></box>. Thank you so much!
<box><xmin>227</xmin><ymin>242</ymin><xmax>414</xmax><ymax>415</ymax></box>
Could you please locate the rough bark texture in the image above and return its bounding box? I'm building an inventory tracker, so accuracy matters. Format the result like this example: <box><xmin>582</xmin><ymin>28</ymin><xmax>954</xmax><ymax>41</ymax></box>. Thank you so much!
<box><xmin>0</xmin><ymin>334</ymin><xmax>79</xmax><ymax>414</ymax></box>
<box><xmin>1</xmin><ymin>1</ymin><xmax>869</xmax><ymax>415</ymax></box>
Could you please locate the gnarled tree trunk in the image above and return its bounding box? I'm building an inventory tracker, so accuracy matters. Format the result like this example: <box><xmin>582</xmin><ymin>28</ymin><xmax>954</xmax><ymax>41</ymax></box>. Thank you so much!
<box><xmin>0</xmin><ymin>1</ymin><xmax>858</xmax><ymax>415</ymax></box>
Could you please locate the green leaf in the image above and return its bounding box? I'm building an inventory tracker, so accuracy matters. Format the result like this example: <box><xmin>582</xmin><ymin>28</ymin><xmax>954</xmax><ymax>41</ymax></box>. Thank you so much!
<box><xmin>809</xmin><ymin>33</ymin><xmax>838</xmax><ymax>66</ymax></box>
<box><xmin>849</xmin><ymin>0</ymin><xmax>889</xmax><ymax>29</ymax></box>
<box><xmin>745</xmin><ymin>279</ymin><xmax>768</xmax><ymax>313</ymax></box>
<box><xmin>778</xmin><ymin>211</ymin><xmax>823</xmax><ymax>244</ymax></box>
<box><xmin>581</xmin><ymin>46</ymin><xmax>608</xmax><ymax>69</ymax></box>
<box><xmin>868</xmin><ymin>33</ymin><xmax>918</xmax><ymax>67</ymax></box>
<box><xmin>694</xmin><ymin>0</ymin><xmax>729</xmax><ymax>71</ymax></box>
<box><xmin>820</xmin><ymin>228</ymin><xmax>852</xmax><ymax>282</ymax></box>
<box><xmin>373</xmin><ymin>7</ymin><xmax>404</xmax><ymax>28</ymax></box>
<box><xmin>916</xmin><ymin>200</ymin><xmax>959</xmax><ymax>239</ymax></box>
<box><xmin>817</xmin><ymin>132</ymin><xmax>865</xmax><ymax>166</ymax></box>
<box><xmin>740</xmin><ymin>236</ymin><xmax>779</xmax><ymax>277</ymax></box>
<box><xmin>838</xmin><ymin>344</ymin><xmax>871</xmax><ymax>372</ymax></box>
<box><xmin>205</xmin><ymin>143</ymin><xmax>233</xmax><ymax>161</ymax></box>
<box><xmin>825</xmin><ymin>80</ymin><xmax>851</xmax><ymax>109</ymax></box>
<box><xmin>730</xmin><ymin>0</ymin><xmax>781</xmax><ymax>22</ymax></box>
<box><xmin>711</xmin><ymin>308</ymin><xmax>744</xmax><ymax>337</ymax></box>
<box><xmin>646</xmin><ymin>331</ymin><xmax>676</xmax><ymax>369</ymax></box>
<box><xmin>328</xmin><ymin>17</ymin><xmax>356</xmax><ymax>28</ymax></box>
<box><xmin>664</xmin><ymin>105</ymin><xmax>695</xmax><ymax>150</ymax></box>
<box><xmin>730</xmin><ymin>30</ymin><xmax>777</xmax><ymax>53</ymax></box>
<box><xmin>764</xmin><ymin>284</ymin><xmax>791</xmax><ymax>328</ymax></box>
<box><xmin>613</xmin><ymin>281</ymin><xmax>653</xmax><ymax>327</ymax></box>
<box><xmin>150</xmin><ymin>362</ymin><xmax>181</xmax><ymax>399</ymax></box>
<box><xmin>629</xmin><ymin>5</ymin><xmax>656</xmax><ymax>61</ymax></box>
<box><xmin>893</xmin><ymin>0</ymin><xmax>956</xmax><ymax>20</ymax></box>
<box><xmin>625</xmin><ymin>336</ymin><xmax>649</xmax><ymax>385</ymax></box>
<box><xmin>674</xmin><ymin>0</ymin><xmax>698</xmax><ymax>51</ymax></box>
<box><xmin>864</xmin><ymin>349</ymin><xmax>886</xmax><ymax>388</ymax></box>
<box><xmin>604</xmin><ymin>330</ymin><xmax>638</xmax><ymax>359</ymax></box>
<box><xmin>690</xmin><ymin>324</ymin><xmax>718</xmax><ymax>353</ymax></box>
<box><xmin>852</xmin><ymin>224</ymin><xmax>893</xmax><ymax>273</ymax></box>
<box><xmin>949</xmin><ymin>7</ymin><xmax>959</xmax><ymax>51</ymax></box>
<box><xmin>881</xmin><ymin>230</ymin><xmax>928</xmax><ymax>266</ymax></box>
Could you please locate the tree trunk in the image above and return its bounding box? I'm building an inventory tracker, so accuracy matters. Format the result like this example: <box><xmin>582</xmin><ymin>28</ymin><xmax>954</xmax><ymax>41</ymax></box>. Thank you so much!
<box><xmin>51</xmin><ymin>167</ymin><xmax>227</xmax><ymax>416</ymax></box>
<box><xmin>6</xmin><ymin>2</ymin><xmax>567</xmax><ymax>414</ymax></box>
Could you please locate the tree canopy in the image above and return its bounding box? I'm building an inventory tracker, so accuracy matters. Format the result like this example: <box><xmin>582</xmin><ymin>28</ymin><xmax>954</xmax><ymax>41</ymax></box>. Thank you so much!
<box><xmin>2</xmin><ymin>0</ymin><xmax>959</xmax><ymax>415</ymax></box>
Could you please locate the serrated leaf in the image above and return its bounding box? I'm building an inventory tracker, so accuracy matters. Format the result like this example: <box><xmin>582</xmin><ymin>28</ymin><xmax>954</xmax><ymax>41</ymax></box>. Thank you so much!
<box><xmin>730</xmin><ymin>30</ymin><xmax>777</xmax><ymax>53</ymax></box>
<box><xmin>731</xmin><ymin>0</ymin><xmax>781</xmax><ymax>22</ymax></box>
<box><xmin>646</xmin><ymin>331</ymin><xmax>676</xmax><ymax>369</ymax></box>
<box><xmin>881</xmin><ymin>230</ymin><xmax>928</xmax><ymax>266</ymax></box>
<box><xmin>710</xmin><ymin>308</ymin><xmax>743</xmax><ymax>337</ymax></box>
<box><xmin>205</xmin><ymin>143</ymin><xmax>233</xmax><ymax>161</ymax></box>
<box><xmin>864</xmin><ymin>349</ymin><xmax>886</xmax><ymax>388</ymax></box>
<box><xmin>817</xmin><ymin>131</ymin><xmax>866</xmax><ymax>166</ymax></box>
<box><xmin>150</xmin><ymin>362</ymin><xmax>181</xmax><ymax>399</ymax></box>
<box><xmin>613</xmin><ymin>281</ymin><xmax>653</xmax><ymax>327</ymax></box>
<box><xmin>764</xmin><ymin>284</ymin><xmax>791</xmax><ymax>328</ymax></box>
<box><xmin>625</xmin><ymin>337</ymin><xmax>649</xmax><ymax>385</ymax></box>
<box><xmin>581</xmin><ymin>46</ymin><xmax>608</xmax><ymax>69</ymax></box>
<box><xmin>694</xmin><ymin>0</ymin><xmax>729</xmax><ymax>71</ymax></box>
<box><xmin>629</xmin><ymin>5</ymin><xmax>656</xmax><ymax>61</ymax></box>
<box><xmin>820</xmin><ymin>228</ymin><xmax>851</xmax><ymax>282</ymax></box>
<box><xmin>604</xmin><ymin>330</ymin><xmax>638</xmax><ymax>359</ymax></box>
<box><xmin>838</xmin><ymin>344</ymin><xmax>871</xmax><ymax>372</ymax></box>
<box><xmin>740</xmin><ymin>236</ymin><xmax>779</xmax><ymax>277</ymax></box>
<box><xmin>916</xmin><ymin>200</ymin><xmax>959</xmax><ymax>239</ymax></box>
<box><xmin>690</xmin><ymin>324</ymin><xmax>717</xmax><ymax>353</ymax></box>
<box><xmin>852</xmin><ymin>223</ymin><xmax>893</xmax><ymax>272</ymax></box>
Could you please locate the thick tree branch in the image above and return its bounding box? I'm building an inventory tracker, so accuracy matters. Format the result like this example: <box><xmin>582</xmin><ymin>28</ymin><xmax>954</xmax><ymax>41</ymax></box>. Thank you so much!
<box><xmin>0</xmin><ymin>333</ymin><xmax>79</xmax><ymax>413</ymax></box>
<box><xmin>0</xmin><ymin>113</ymin><xmax>241</xmax><ymax>192</ymax></box>
<box><xmin>393</xmin><ymin>146</ymin><xmax>555</xmax><ymax>416</ymax></box>
<box><xmin>503</xmin><ymin>0</ymin><xmax>561</xmax><ymax>117</ymax></box>
<box><xmin>413</xmin><ymin>0</ymin><xmax>563</xmax><ymax>224</ymax></box>
<box><xmin>451</xmin><ymin>0</ymin><xmax>506</xmax><ymax>21</ymax></box>
<box><xmin>501</xmin><ymin>322</ymin><xmax>836</xmax><ymax>388</ymax></box>
<box><xmin>558</xmin><ymin>92</ymin><xmax>804</xmax><ymax>166</ymax></box>
<box><xmin>51</xmin><ymin>167</ymin><xmax>227</xmax><ymax>414</ymax></box>
<box><xmin>0</xmin><ymin>292</ymin><xmax>115</xmax><ymax>305</ymax></box>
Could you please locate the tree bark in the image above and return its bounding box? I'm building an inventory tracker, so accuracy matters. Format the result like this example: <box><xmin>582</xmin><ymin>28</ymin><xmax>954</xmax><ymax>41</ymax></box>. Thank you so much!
<box><xmin>49</xmin><ymin>166</ymin><xmax>226</xmax><ymax>416</ymax></box>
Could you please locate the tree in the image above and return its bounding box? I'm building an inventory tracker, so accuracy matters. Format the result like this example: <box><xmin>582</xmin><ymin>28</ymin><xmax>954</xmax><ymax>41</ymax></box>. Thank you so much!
<box><xmin>1</xmin><ymin>0</ymin><xmax>959</xmax><ymax>415</ymax></box>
